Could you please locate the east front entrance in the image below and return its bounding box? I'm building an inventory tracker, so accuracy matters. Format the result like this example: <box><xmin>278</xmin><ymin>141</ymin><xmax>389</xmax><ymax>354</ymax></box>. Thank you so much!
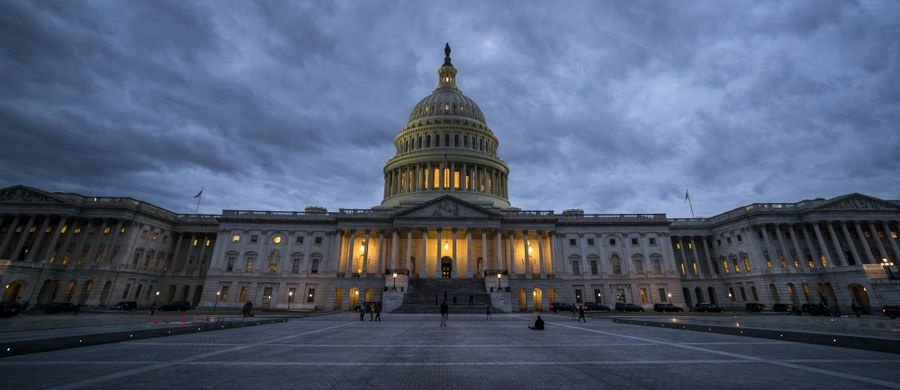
<box><xmin>441</xmin><ymin>257</ymin><xmax>453</xmax><ymax>278</ymax></box>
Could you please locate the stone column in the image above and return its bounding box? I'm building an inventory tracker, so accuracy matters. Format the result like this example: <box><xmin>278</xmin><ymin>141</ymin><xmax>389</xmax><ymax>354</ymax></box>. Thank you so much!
<box><xmin>0</xmin><ymin>214</ymin><xmax>22</xmax><ymax>257</ymax></box>
<box><xmin>361</xmin><ymin>230</ymin><xmax>370</xmax><ymax>277</ymax></box>
<box><xmin>406</xmin><ymin>229</ymin><xmax>413</xmax><ymax>273</ymax></box>
<box><xmin>466</xmin><ymin>229</ymin><xmax>473</xmax><ymax>278</ymax></box>
<box><xmin>451</xmin><ymin>228</ymin><xmax>458</xmax><ymax>277</ymax></box>
<box><xmin>72</xmin><ymin>219</ymin><xmax>95</xmax><ymax>266</ymax></box>
<box><xmin>800</xmin><ymin>224</ymin><xmax>819</xmax><ymax>269</ymax></box>
<box><xmin>376</xmin><ymin>230</ymin><xmax>385</xmax><ymax>275</ymax></box>
<box><xmin>57</xmin><ymin>218</ymin><xmax>78</xmax><ymax>266</ymax></box>
<box><xmin>346</xmin><ymin>230</ymin><xmax>356</xmax><ymax>275</ymax></box>
<box><xmin>700</xmin><ymin>236</ymin><xmax>715</xmax><ymax>275</ymax></box>
<box><xmin>774</xmin><ymin>225</ymin><xmax>792</xmax><ymax>269</ymax></box>
<box><xmin>495</xmin><ymin>230</ymin><xmax>503</xmax><ymax>271</ymax></box>
<box><xmin>10</xmin><ymin>214</ymin><xmax>36</xmax><ymax>261</ymax></box>
<box><xmin>867</xmin><ymin>223</ymin><xmax>889</xmax><ymax>262</ymax></box>
<box><xmin>436</xmin><ymin>228</ymin><xmax>443</xmax><ymax>277</ymax></box>
<box><xmin>523</xmin><ymin>230</ymin><xmax>532</xmax><ymax>279</ymax></box>
<box><xmin>86</xmin><ymin>219</ymin><xmax>110</xmax><ymax>264</ymax></box>
<box><xmin>480</xmin><ymin>230</ymin><xmax>488</xmax><ymax>276</ymax></box>
<box><xmin>538</xmin><ymin>231</ymin><xmax>546</xmax><ymax>277</ymax></box>
<box><xmin>883</xmin><ymin>221</ymin><xmax>900</xmax><ymax>262</ymax></box>
<box><xmin>391</xmin><ymin>229</ymin><xmax>399</xmax><ymax>272</ymax></box>
<box><xmin>420</xmin><ymin>229</ymin><xmax>427</xmax><ymax>277</ymax></box>
<box><xmin>25</xmin><ymin>215</ymin><xmax>52</xmax><ymax>262</ymax></box>
<box><xmin>546</xmin><ymin>230</ymin><xmax>555</xmax><ymax>275</ymax></box>
<box><xmin>852</xmin><ymin>221</ymin><xmax>876</xmax><ymax>264</ymax></box>
<box><xmin>839</xmin><ymin>221</ymin><xmax>862</xmax><ymax>265</ymax></box>
<box><xmin>197</xmin><ymin>234</ymin><xmax>210</xmax><ymax>274</ymax></box>
<box><xmin>812</xmin><ymin>222</ymin><xmax>834</xmax><ymax>268</ymax></box>
<box><xmin>508</xmin><ymin>231</ymin><xmax>517</xmax><ymax>276</ymax></box>
<box><xmin>826</xmin><ymin>222</ymin><xmax>848</xmax><ymax>266</ymax></box>
<box><xmin>786</xmin><ymin>225</ymin><xmax>805</xmax><ymax>270</ymax></box>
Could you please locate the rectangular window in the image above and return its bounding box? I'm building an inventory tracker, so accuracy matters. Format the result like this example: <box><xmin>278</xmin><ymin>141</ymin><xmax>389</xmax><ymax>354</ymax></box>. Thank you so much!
<box><xmin>631</xmin><ymin>238</ymin><xmax>638</xmax><ymax>246</ymax></box>
<box><xmin>743</xmin><ymin>256</ymin><xmax>752</xmax><ymax>272</ymax></box>
<box><xmin>612</xmin><ymin>258</ymin><xmax>621</xmax><ymax>275</ymax></box>
<box><xmin>192</xmin><ymin>239</ymin><xmax>199</xmax><ymax>247</ymax></box>
<box><xmin>634</xmin><ymin>259</ymin><xmax>644</xmax><ymax>275</ymax></box>
<box><xmin>262</xmin><ymin>287</ymin><xmax>272</xmax><ymax>304</ymax></box>
<box><xmin>314</xmin><ymin>237</ymin><xmax>322</xmax><ymax>244</ymax></box>
<box><xmin>639</xmin><ymin>288</ymin><xmax>648</xmax><ymax>304</ymax></box>
<box><xmin>739</xmin><ymin>286</ymin><xmax>747</xmax><ymax>301</ymax></box>
<box><xmin>722</xmin><ymin>260</ymin><xmax>730</xmax><ymax>273</ymax></box>
<box><xmin>151</xmin><ymin>232</ymin><xmax>159</xmax><ymax>241</ymax></box>
<box><xmin>226</xmin><ymin>256</ymin><xmax>235</xmax><ymax>272</ymax></box>
<box><xmin>267</xmin><ymin>255</ymin><xmax>278</xmax><ymax>273</ymax></box>
<box><xmin>311</xmin><ymin>258</ymin><xmax>320</xmax><ymax>274</ymax></box>
<box><xmin>288</xmin><ymin>287</ymin><xmax>296</xmax><ymax>305</ymax></box>
<box><xmin>251</xmin><ymin>235</ymin><xmax>258</xmax><ymax>243</ymax></box>
<box><xmin>296</xmin><ymin>236</ymin><xmax>304</xmax><ymax>244</ymax></box>
<box><xmin>590</xmin><ymin>260</ymin><xmax>598</xmax><ymax>275</ymax></box>
<box><xmin>141</xmin><ymin>230</ymin><xmax>148</xmax><ymax>239</ymax></box>
<box><xmin>587</xmin><ymin>238</ymin><xmax>595</xmax><ymax>246</ymax></box>
<box><xmin>572</xmin><ymin>261</ymin><xmax>580</xmax><ymax>276</ymax></box>
<box><xmin>750</xmin><ymin>286</ymin><xmax>759</xmax><ymax>301</ymax></box>
<box><xmin>220</xmin><ymin>285</ymin><xmax>229</xmax><ymax>301</ymax></box>
<box><xmin>569</xmin><ymin>238</ymin><xmax>576</xmax><ymax>246</ymax></box>
<box><xmin>649</xmin><ymin>238</ymin><xmax>656</xmax><ymax>245</ymax></box>
<box><xmin>593</xmin><ymin>289</ymin><xmax>602</xmax><ymax>303</ymax></box>
<box><xmin>652</xmin><ymin>258</ymin><xmax>662</xmax><ymax>274</ymax></box>
<box><xmin>675</xmin><ymin>242</ymin><xmax>681</xmax><ymax>250</ymax></box>
<box><xmin>122</xmin><ymin>283</ymin><xmax>131</xmax><ymax>299</ymax></box>
<box><xmin>244</xmin><ymin>257</ymin><xmax>255</xmax><ymax>273</ymax></box>
<box><xmin>574</xmin><ymin>289</ymin><xmax>583</xmax><ymax>304</ymax></box>
<box><xmin>864</xmin><ymin>230</ymin><xmax>871</xmax><ymax>238</ymax></box>
<box><xmin>737</xmin><ymin>234</ymin><xmax>742</xmax><ymax>242</ymax></box>
<box><xmin>292</xmin><ymin>258</ymin><xmax>301</xmax><ymax>273</ymax></box>
<box><xmin>239</xmin><ymin>287</ymin><xmax>248</xmax><ymax>302</ymax></box>
<box><xmin>658</xmin><ymin>288</ymin><xmax>667</xmax><ymax>302</ymax></box>
<box><xmin>134</xmin><ymin>284</ymin><xmax>143</xmax><ymax>299</ymax></box>
<box><xmin>307</xmin><ymin>288</ymin><xmax>316</xmax><ymax>303</ymax></box>
<box><xmin>103</xmin><ymin>226</ymin><xmax>111</xmax><ymax>235</ymax></box>
<box><xmin>232</xmin><ymin>234</ymin><xmax>240</xmax><ymax>243</ymax></box>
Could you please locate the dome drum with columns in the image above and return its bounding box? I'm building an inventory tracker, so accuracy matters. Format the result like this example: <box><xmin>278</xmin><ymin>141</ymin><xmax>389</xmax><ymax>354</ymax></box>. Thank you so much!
<box><xmin>380</xmin><ymin>44</ymin><xmax>510</xmax><ymax>210</ymax></box>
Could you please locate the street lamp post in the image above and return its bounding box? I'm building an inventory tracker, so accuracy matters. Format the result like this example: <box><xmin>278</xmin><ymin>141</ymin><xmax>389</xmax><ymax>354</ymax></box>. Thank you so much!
<box><xmin>728</xmin><ymin>292</ymin><xmax>735</xmax><ymax>312</ymax></box>
<box><xmin>497</xmin><ymin>273</ymin><xmax>502</xmax><ymax>292</ymax></box>
<box><xmin>214</xmin><ymin>291</ymin><xmax>220</xmax><ymax>313</ymax></box>
<box><xmin>288</xmin><ymin>291</ymin><xmax>293</xmax><ymax>311</ymax></box>
<box><xmin>667</xmin><ymin>293</ymin><xmax>672</xmax><ymax>302</ymax></box>
<box><xmin>392</xmin><ymin>272</ymin><xmax>397</xmax><ymax>290</ymax></box>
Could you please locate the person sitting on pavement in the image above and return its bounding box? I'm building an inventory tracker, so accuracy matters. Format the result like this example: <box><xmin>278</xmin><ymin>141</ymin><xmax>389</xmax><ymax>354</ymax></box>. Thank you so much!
<box><xmin>528</xmin><ymin>315</ymin><xmax>545</xmax><ymax>330</ymax></box>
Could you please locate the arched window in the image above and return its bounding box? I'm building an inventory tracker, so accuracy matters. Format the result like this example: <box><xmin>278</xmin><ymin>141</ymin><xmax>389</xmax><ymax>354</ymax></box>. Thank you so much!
<box><xmin>610</xmin><ymin>254</ymin><xmax>621</xmax><ymax>275</ymax></box>
<box><xmin>426</xmin><ymin>135</ymin><xmax>431</xmax><ymax>147</ymax></box>
<box><xmin>268</xmin><ymin>250</ymin><xmax>280</xmax><ymax>273</ymax></box>
<box><xmin>464</xmin><ymin>135</ymin><xmax>468</xmax><ymax>147</ymax></box>
<box><xmin>417</xmin><ymin>137</ymin><xmax>422</xmax><ymax>149</ymax></box>
<box><xmin>435</xmin><ymin>134</ymin><xmax>440</xmax><ymax>147</ymax></box>
<box><xmin>454</xmin><ymin>134</ymin><xmax>459</xmax><ymax>147</ymax></box>
<box><xmin>445</xmin><ymin>134</ymin><xmax>450</xmax><ymax>146</ymax></box>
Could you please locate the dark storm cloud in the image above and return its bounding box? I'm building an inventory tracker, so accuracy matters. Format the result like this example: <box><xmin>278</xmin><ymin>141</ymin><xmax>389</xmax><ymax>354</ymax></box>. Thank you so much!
<box><xmin>1</xmin><ymin>1</ymin><xmax>898</xmax><ymax>217</ymax></box>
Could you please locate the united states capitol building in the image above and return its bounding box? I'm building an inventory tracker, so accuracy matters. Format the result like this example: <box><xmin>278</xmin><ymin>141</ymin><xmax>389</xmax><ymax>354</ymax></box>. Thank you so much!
<box><xmin>2</xmin><ymin>46</ymin><xmax>898</xmax><ymax>314</ymax></box>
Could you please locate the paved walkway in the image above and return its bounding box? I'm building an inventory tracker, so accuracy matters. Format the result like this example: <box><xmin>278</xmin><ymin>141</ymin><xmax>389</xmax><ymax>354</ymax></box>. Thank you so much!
<box><xmin>1</xmin><ymin>311</ymin><xmax>899</xmax><ymax>389</ymax></box>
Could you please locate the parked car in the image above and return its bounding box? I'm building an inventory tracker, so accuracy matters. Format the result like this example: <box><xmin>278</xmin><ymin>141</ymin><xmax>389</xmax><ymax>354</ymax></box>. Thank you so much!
<box><xmin>745</xmin><ymin>303</ymin><xmax>769</xmax><ymax>312</ymax></box>
<box><xmin>549</xmin><ymin>302</ymin><xmax>575</xmax><ymax>313</ymax></box>
<box><xmin>800</xmin><ymin>303</ymin><xmax>832</xmax><ymax>316</ymax></box>
<box><xmin>44</xmin><ymin>302</ymin><xmax>76</xmax><ymax>314</ymax></box>
<box><xmin>159</xmin><ymin>301</ymin><xmax>191</xmax><ymax>311</ymax></box>
<box><xmin>109</xmin><ymin>301</ymin><xmax>138</xmax><ymax>311</ymax></box>
<box><xmin>694</xmin><ymin>303</ymin><xmax>726</xmax><ymax>313</ymax></box>
<box><xmin>583</xmin><ymin>302</ymin><xmax>611</xmax><ymax>312</ymax></box>
<box><xmin>772</xmin><ymin>303</ymin><xmax>798</xmax><ymax>313</ymax></box>
<box><xmin>0</xmin><ymin>301</ymin><xmax>21</xmax><ymax>317</ymax></box>
<box><xmin>615</xmin><ymin>302</ymin><xmax>645</xmax><ymax>312</ymax></box>
<box><xmin>653</xmin><ymin>303</ymin><xmax>684</xmax><ymax>313</ymax></box>
<box><xmin>880</xmin><ymin>305</ymin><xmax>899</xmax><ymax>319</ymax></box>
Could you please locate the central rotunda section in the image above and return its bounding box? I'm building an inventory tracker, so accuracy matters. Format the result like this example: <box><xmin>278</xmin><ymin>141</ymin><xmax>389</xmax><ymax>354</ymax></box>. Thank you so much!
<box><xmin>380</xmin><ymin>44</ymin><xmax>511</xmax><ymax>209</ymax></box>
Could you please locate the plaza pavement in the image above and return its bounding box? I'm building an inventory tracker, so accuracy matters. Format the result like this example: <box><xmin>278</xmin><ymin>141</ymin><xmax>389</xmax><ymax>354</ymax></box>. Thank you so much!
<box><xmin>1</xmin><ymin>310</ymin><xmax>899</xmax><ymax>389</ymax></box>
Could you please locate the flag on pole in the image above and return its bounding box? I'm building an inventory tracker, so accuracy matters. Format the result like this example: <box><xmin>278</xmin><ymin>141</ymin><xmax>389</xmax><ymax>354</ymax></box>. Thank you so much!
<box><xmin>193</xmin><ymin>188</ymin><xmax>203</xmax><ymax>199</ymax></box>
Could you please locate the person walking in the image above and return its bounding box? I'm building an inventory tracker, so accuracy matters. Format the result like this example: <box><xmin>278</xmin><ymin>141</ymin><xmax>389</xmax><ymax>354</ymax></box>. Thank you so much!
<box><xmin>369</xmin><ymin>303</ymin><xmax>375</xmax><ymax>321</ymax></box>
<box><xmin>440</xmin><ymin>300</ymin><xmax>449</xmax><ymax>327</ymax></box>
<box><xmin>374</xmin><ymin>303</ymin><xmax>382</xmax><ymax>322</ymax></box>
<box><xmin>577</xmin><ymin>304</ymin><xmax>586</xmax><ymax>322</ymax></box>
<box><xmin>150</xmin><ymin>302</ymin><xmax>157</xmax><ymax>315</ymax></box>
<box><xmin>485</xmin><ymin>302</ymin><xmax>492</xmax><ymax>320</ymax></box>
<box><xmin>358</xmin><ymin>303</ymin><xmax>366</xmax><ymax>321</ymax></box>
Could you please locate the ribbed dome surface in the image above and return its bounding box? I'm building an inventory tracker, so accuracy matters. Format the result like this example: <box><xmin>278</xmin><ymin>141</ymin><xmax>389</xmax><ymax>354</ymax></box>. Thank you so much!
<box><xmin>406</xmin><ymin>90</ymin><xmax>486</xmax><ymax>124</ymax></box>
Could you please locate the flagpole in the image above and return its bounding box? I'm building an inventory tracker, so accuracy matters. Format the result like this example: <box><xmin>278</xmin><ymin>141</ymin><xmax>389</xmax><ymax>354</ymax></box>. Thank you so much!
<box><xmin>194</xmin><ymin>187</ymin><xmax>204</xmax><ymax>214</ymax></box>
<box><xmin>684</xmin><ymin>189</ymin><xmax>695</xmax><ymax>218</ymax></box>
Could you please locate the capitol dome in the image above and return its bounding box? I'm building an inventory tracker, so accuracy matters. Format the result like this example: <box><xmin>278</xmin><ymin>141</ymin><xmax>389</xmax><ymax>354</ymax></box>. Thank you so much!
<box><xmin>380</xmin><ymin>44</ymin><xmax>510</xmax><ymax>210</ymax></box>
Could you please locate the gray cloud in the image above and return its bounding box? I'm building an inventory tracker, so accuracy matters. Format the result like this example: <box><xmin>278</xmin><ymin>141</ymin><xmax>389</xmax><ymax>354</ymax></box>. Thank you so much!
<box><xmin>1</xmin><ymin>1</ymin><xmax>898</xmax><ymax>218</ymax></box>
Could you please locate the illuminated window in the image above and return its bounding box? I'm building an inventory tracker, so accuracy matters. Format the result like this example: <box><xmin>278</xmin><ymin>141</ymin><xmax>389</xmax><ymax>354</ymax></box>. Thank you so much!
<box><xmin>722</xmin><ymin>260</ymin><xmax>730</xmax><ymax>273</ymax></box>
<box><xmin>692</xmin><ymin>262</ymin><xmax>699</xmax><ymax>274</ymax></box>
<box><xmin>239</xmin><ymin>287</ymin><xmax>248</xmax><ymax>302</ymax></box>
<box><xmin>220</xmin><ymin>285</ymin><xmax>229</xmax><ymax>301</ymax></box>
<box><xmin>307</xmin><ymin>288</ymin><xmax>316</xmax><ymax>303</ymax></box>
<box><xmin>732</xmin><ymin>258</ymin><xmax>740</xmax><ymax>273</ymax></box>
<box><xmin>743</xmin><ymin>256</ymin><xmax>752</xmax><ymax>272</ymax></box>
<box><xmin>268</xmin><ymin>251</ymin><xmax>280</xmax><ymax>273</ymax></box>
<box><xmin>120</xmin><ymin>226</ymin><xmax>127</xmax><ymax>234</ymax></box>
<box><xmin>639</xmin><ymin>288</ymin><xmax>648</xmax><ymax>304</ymax></box>
<box><xmin>140</xmin><ymin>230</ymin><xmax>147</xmax><ymax>239</ymax></box>
<box><xmin>151</xmin><ymin>232</ymin><xmax>159</xmax><ymax>241</ymax></box>
<box><xmin>232</xmin><ymin>234</ymin><xmax>240</xmax><ymax>243</ymax></box>
<box><xmin>192</xmin><ymin>239</ymin><xmax>199</xmax><ymax>247</ymax></box>
<box><xmin>652</xmin><ymin>258</ymin><xmax>662</xmax><ymax>274</ymax></box>
<box><xmin>687</xmin><ymin>242</ymin><xmax>693</xmax><ymax>249</ymax></box>
<box><xmin>245</xmin><ymin>257</ymin><xmax>255</xmax><ymax>273</ymax></box>
<box><xmin>820</xmin><ymin>254</ymin><xmax>828</xmax><ymax>268</ymax></box>
<box><xmin>29</xmin><ymin>225</ymin><xmax>37</xmax><ymax>233</ymax></box>
<box><xmin>60</xmin><ymin>225</ymin><xmax>68</xmax><ymax>234</ymax></box>
<box><xmin>675</xmin><ymin>242</ymin><xmax>681</xmax><ymax>250</ymax></box>
<box><xmin>103</xmin><ymin>226</ymin><xmax>111</xmax><ymax>235</ymax></box>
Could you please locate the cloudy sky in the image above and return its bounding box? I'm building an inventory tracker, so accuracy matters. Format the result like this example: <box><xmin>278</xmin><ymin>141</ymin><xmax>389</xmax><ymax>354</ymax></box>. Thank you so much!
<box><xmin>2</xmin><ymin>1</ymin><xmax>898</xmax><ymax>218</ymax></box>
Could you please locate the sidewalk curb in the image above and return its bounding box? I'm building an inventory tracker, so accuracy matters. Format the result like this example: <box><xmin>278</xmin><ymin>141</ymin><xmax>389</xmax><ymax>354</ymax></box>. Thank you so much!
<box><xmin>1</xmin><ymin>317</ymin><xmax>289</xmax><ymax>358</ymax></box>
<box><xmin>613</xmin><ymin>318</ymin><xmax>900</xmax><ymax>354</ymax></box>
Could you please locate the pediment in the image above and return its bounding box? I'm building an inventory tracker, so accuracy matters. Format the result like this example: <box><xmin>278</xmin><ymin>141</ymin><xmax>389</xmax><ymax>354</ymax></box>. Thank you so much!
<box><xmin>395</xmin><ymin>195</ymin><xmax>500</xmax><ymax>219</ymax></box>
<box><xmin>814</xmin><ymin>193</ymin><xmax>899</xmax><ymax>211</ymax></box>
<box><xmin>0</xmin><ymin>185</ymin><xmax>68</xmax><ymax>205</ymax></box>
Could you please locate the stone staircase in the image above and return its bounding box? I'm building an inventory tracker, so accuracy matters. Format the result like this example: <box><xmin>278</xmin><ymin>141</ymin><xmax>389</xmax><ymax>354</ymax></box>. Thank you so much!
<box><xmin>392</xmin><ymin>278</ymin><xmax>495</xmax><ymax>313</ymax></box>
